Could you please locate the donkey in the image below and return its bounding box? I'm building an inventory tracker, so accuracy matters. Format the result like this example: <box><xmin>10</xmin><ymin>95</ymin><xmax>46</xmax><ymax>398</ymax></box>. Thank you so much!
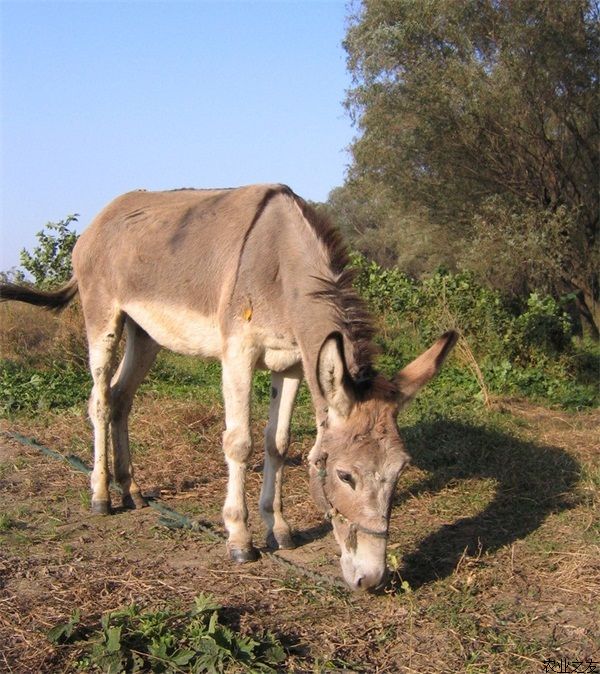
<box><xmin>0</xmin><ymin>184</ymin><xmax>456</xmax><ymax>590</ymax></box>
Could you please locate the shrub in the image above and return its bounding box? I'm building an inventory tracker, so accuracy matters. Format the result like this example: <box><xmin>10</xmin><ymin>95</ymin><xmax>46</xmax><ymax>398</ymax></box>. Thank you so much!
<box><xmin>513</xmin><ymin>293</ymin><xmax>573</xmax><ymax>354</ymax></box>
<box><xmin>19</xmin><ymin>215</ymin><xmax>79</xmax><ymax>288</ymax></box>
<box><xmin>350</xmin><ymin>253</ymin><xmax>597</xmax><ymax>408</ymax></box>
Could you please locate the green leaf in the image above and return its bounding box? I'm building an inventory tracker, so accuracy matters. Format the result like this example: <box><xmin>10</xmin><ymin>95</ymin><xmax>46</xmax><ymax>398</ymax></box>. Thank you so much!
<box><xmin>207</xmin><ymin>610</ymin><xmax>219</xmax><ymax>635</ymax></box>
<box><xmin>191</xmin><ymin>593</ymin><xmax>221</xmax><ymax>616</ymax></box>
<box><xmin>149</xmin><ymin>636</ymin><xmax>169</xmax><ymax>659</ymax></box>
<box><xmin>131</xmin><ymin>652</ymin><xmax>145</xmax><ymax>672</ymax></box>
<box><xmin>47</xmin><ymin>609</ymin><xmax>80</xmax><ymax>644</ymax></box>
<box><xmin>261</xmin><ymin>640</ymin><xmax>286</xmax><ymax>664</ymax></box>
<box><xmin>102</xmin><ymin>652</ymin><xmax>125</xmax><ymax>674</ymax></box>
<box><xmin>105</xmin><ymin>625</ymin><xmax>122</xmax><ymax>653</ymax></box>
<box><xmin>171</xmin><ymin>648</ymin><xmax>195</xmax><ymax>665</ymax></box>
<box><xmin>237</xmin><ymin>634</ymin><xmax>258</xmax><ymax>657</ymax></box>
<box><xmin>101</xmin><ymin>612</ymin><xmax>111</xmax><ymax>632</ymax></box>
<box><xmin>47</xmin><ymin>622</ymin><xmax>71</xmax><ymax>644</ymax></box>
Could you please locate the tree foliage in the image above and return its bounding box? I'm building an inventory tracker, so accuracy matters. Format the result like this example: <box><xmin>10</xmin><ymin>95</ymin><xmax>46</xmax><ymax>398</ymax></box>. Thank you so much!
<box><xmin>466</xmin><ymin>198</ymin><xmax>599</xmax><ymax>331</ymax></box>
<box><xmin>343</xmin><ymin>0</ymin><xmax>599</xmax><ymax>333</ymax></box>
<box><xmin>325</xmin><ymin>178</ymin><xmax>462</xmax><ymax>274</ymax></box>
<box><xmin>19</xmin><ymin>215</ymin><xmax>79</xmax><ymax>288</ymax></box>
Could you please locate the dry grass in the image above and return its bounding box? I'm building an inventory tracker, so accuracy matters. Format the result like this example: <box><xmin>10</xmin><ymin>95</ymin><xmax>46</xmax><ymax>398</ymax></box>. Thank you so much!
<box><xmin>0</xmin><ymin>302</ymin><xmax>87</xmax><ymax>367</ymax></box>
<box><xmin>1</xmin><ymin>303</ymin><xmax>599</xmax><ymax>672</ymax></box>
<box><xmin>1</xmin><ymin>398</ymin><xmax>598</xmax><ymax>673</ymax></box>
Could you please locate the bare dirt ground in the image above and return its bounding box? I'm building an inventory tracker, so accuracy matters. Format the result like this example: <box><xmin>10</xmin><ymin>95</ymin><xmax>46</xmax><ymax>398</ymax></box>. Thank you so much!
<box><xmin>1</xmin><ymin>395</ymin><xmax>599</xmax><ymax>673</ymax></box>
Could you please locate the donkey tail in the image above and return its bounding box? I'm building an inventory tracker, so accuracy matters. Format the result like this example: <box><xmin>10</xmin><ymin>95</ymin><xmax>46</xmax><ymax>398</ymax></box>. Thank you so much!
<box><xmin>0</xmin><ymin>276</ymin><xmax>79</xmax><ymax>311</ymax></box>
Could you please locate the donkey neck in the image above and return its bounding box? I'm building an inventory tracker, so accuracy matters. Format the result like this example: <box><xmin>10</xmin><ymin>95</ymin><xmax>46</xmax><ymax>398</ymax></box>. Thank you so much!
<box><xmin>284</xmin><ymin>273</ymin><xmax>377</xmax><ymax>416</ymax></box>
<box><xmin>260</xmin><ymin>188</ymin><xmax>378</xmax><ymax>416</ymax></box>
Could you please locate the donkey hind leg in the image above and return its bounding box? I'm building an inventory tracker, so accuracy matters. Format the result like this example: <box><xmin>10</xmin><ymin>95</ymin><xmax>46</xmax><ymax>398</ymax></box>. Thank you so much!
<box><xmin>221</xmin><ymin>345</ymin><xmax>259</xmax><ymax>563</ymax></box>
<box><xmin>260</xmin><ymin>367</ymin><xmax>302</xmax><ymax>550</ymax></box>
<box><xmin>87</xmin><ymin>310</ymin><xmax>125</xmax><ymax>515</ymax></box>
<box><xmin>110</xmin><ymin>318</ymin><xmax>160</xmax><ymax>509</ymax></box>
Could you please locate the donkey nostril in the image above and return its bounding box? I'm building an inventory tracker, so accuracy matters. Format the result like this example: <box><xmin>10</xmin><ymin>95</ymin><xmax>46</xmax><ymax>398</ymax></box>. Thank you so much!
<box><xmin>356</xmin><ymin>576</ymin><xmax>364</xmax><ymax>588</ymax></box>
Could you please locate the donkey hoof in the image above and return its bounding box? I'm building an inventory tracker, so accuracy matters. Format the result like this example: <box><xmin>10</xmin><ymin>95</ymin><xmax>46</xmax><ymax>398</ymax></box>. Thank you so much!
<box><xmin>91</xmin><ymin>500</ymin><xmax>112</xmax><ymax>515</ymax></box>
<box><xmin>267</xmin><ymin>531</ymin><xmax>296</xmax><ymax>550</ymax></box>
<box><xmin>122</xmin><ymin>493</ymin><xmax>148</xmax><ymax>510</ymax></box>
<box><xmin>229</xmin><ymin>546</ymin><xmax>260</xmax><ymax>564</ymax></box>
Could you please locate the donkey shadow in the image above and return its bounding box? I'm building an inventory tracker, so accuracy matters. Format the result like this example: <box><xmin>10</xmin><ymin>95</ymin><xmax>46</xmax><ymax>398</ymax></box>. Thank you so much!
<box><xmin>387</xmin><ymin>419</ymin><xmax>581</xmax><ymax>590</ymax></box>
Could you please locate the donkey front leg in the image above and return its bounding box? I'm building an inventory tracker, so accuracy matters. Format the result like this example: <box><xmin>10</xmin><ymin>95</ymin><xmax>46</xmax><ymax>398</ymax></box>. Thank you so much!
<box><xmin>260</xmin><ymin>368</ymin><xmax>301</xmax><ymax>550</ymax></box>
<box><xmin>221</xmin><ymin>348</ymin><xmax>259</xmax><ymax>563</ymax></box>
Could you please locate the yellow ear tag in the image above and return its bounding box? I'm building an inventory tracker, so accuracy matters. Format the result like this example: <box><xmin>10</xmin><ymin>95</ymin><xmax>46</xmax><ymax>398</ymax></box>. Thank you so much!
<box><xmin>243</xmin><ymin>307</ymin><xmax>253</xmax><ymax>322</ymax></box>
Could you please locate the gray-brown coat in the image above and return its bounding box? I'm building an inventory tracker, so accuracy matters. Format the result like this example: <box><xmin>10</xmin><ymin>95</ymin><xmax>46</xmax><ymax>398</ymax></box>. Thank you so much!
<box><xmin>0</xmin><ymin>184</ymin><xmax>456</xmax><ymax>589</ymax></box>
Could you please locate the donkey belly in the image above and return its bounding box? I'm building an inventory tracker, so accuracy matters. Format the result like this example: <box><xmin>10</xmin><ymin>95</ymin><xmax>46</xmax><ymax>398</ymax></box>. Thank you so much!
<box><xmin>252</xmin><ymin>330</ymin><xmax>302</xmax><ymax>372</ymax></box>
<box><xmin>123</xmin><ymin>300</ymin><xmax>222</xmax><ymax>358</ymax></box>
<box><xmin>261</xmin><ymin>346</ymin><xmax>301</xmax><ymax>372</ymax></box>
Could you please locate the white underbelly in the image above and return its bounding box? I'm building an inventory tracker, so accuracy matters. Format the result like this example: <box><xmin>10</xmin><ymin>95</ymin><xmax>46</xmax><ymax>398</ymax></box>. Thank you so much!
<box><xmin>261</xmin><ymin>346</ymin><xmax>302</xmax><ymax>372</ymax></box>
<box><xmin>252</xmin><ymin>329</ymin><xmax>301</xmax><ymax>372</ymax></box>
<box><xmin>124</xmin><ymin>300</ymin><xmax>222</xmax><ymax>358</ymax></box>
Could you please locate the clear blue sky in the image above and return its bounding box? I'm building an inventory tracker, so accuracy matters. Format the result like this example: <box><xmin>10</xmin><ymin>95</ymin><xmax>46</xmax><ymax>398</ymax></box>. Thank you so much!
<box><xmin>0</xmin><ymin>0</ymin><xmax>355</xmax><ymax>272</ymax></box>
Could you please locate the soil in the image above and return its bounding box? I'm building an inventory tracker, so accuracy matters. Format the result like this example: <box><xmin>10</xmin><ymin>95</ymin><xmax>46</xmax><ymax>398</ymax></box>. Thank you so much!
<box><xmin>1</xmin><ymin>400</ymin><xmax>598</xmax><ymax>673</ymax></box>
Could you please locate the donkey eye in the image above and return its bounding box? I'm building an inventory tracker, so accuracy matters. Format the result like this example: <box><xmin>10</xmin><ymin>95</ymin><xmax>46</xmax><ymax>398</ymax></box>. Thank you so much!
<box><xmin>336</xmin><ymin>470</ymin><xmax>355</xmax><ymax>488</ymax></box>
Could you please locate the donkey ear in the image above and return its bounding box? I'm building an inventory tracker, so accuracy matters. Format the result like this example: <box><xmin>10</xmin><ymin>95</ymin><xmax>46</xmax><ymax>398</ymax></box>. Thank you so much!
<box><xmin>395</xmin><ymin>331</ymin><xmax>458</xmax><ymax>407</ymax></box>
<box><xmin>317</xmin><ymin>332</ymin><xmax>355</xmax><ymax>419</ymax></box>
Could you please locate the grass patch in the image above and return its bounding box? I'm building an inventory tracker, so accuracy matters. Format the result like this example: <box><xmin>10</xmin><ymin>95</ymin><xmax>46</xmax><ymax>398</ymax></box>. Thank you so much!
<box><xmin>143</xmin><ymin>354</ymin><xmax>223</xmax><ymax>402</ymax></box>
<box><xmin>0</xmin><ymin>359</ymin><xmax>90</xmax><ymax>415</ymax></box>
<box><xmin>0</xmin><ymin>512</ymin><xmax>18</xmax><ymax>531</ymax></box>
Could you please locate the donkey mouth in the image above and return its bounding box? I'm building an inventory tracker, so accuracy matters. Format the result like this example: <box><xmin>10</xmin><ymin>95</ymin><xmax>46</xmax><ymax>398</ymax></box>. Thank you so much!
<box><xmin>344</xmin><ymin>565</ymin><xmax>389</xmax><ymax>592</ymax></box>
<box><xmin>371</xmin><ymin>567</ymin><xmax>391</xmax><ymax>593</ymax></box>
<box><xmin>359</xmin><ymin>567</ymin><xmax>390</xmax><ymax>594</ymax></box>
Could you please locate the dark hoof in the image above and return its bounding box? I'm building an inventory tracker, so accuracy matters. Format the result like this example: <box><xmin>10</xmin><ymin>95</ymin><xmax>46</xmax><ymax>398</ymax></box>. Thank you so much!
<box><xmin>91</xmin><ymin>500</ymin><xmax>111</xmax><ymax>515</ymax></box>
<box><xmin>229</xmin><ymin>546</ymin><xmax>260</xmax><ymax>563</ymax></box>
<box><xmin>267</xmin><ymin>531</ymin><xmax>296</xmax><ymax>550</ymax></box>
<box><xmin>122</xmin><ymin>493</ymin><xmax>148</xmax><ymax>510</ymax></box>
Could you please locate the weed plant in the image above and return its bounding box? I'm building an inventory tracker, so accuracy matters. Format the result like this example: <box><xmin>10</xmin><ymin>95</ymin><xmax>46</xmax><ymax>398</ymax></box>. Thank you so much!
<box><xmin>48</xmin><ymin>593</ymin><xmax>285</xmax><ymax>673</ymax></box>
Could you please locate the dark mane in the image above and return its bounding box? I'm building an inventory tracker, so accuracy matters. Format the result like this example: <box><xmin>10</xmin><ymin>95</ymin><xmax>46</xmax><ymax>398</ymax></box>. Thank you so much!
<box><xmin>292</xmin><ymin>193</ymin><xmax>398</xmax><ymax>400</ymax></box>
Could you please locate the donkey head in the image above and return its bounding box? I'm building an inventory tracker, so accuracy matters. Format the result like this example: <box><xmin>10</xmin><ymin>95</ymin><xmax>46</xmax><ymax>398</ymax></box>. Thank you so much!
<box><xmin>308</xmin><ymin>330</ymin><xmax>457</xmax><ymax>590</ymax></box>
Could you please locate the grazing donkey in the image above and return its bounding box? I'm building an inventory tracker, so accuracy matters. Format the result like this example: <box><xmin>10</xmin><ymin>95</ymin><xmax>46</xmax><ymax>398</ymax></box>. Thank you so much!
<box><xmin>0</xmin><ymin>184</ymin><xmax>456</xmax><ymax>590</ymax></box>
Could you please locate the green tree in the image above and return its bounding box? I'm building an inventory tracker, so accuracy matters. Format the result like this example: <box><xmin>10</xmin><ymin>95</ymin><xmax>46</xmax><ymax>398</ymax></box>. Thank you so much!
<box><xmin>0</xmin><ymin>267</ymin><xmax>26</xmax><ymax>284</ymax></box>
<box><xmin>19</xmin><ymin>215</ymin><xmax>79</xmax><ymax>288</ymax></box>
<box><xmin>344</xmin><ymin>0</ymin><xmax>599</xmax><ymax>334</ymax></box>
<box><xmin>325</xmin><ymin>177</ymin><xmax>460</xmax><ymax>274</ymax></box>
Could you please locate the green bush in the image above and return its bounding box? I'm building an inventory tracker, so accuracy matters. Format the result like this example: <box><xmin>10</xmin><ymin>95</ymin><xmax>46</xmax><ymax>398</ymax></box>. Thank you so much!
<box><xmin>350</xmin><ymin>253</ymin><xmax>597</xmax><ymax>409</ymax></box>
<box><xmin>513</xmin><ymin>293</ymin><xmax>573</xmax><ymax>354</ymax></box>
